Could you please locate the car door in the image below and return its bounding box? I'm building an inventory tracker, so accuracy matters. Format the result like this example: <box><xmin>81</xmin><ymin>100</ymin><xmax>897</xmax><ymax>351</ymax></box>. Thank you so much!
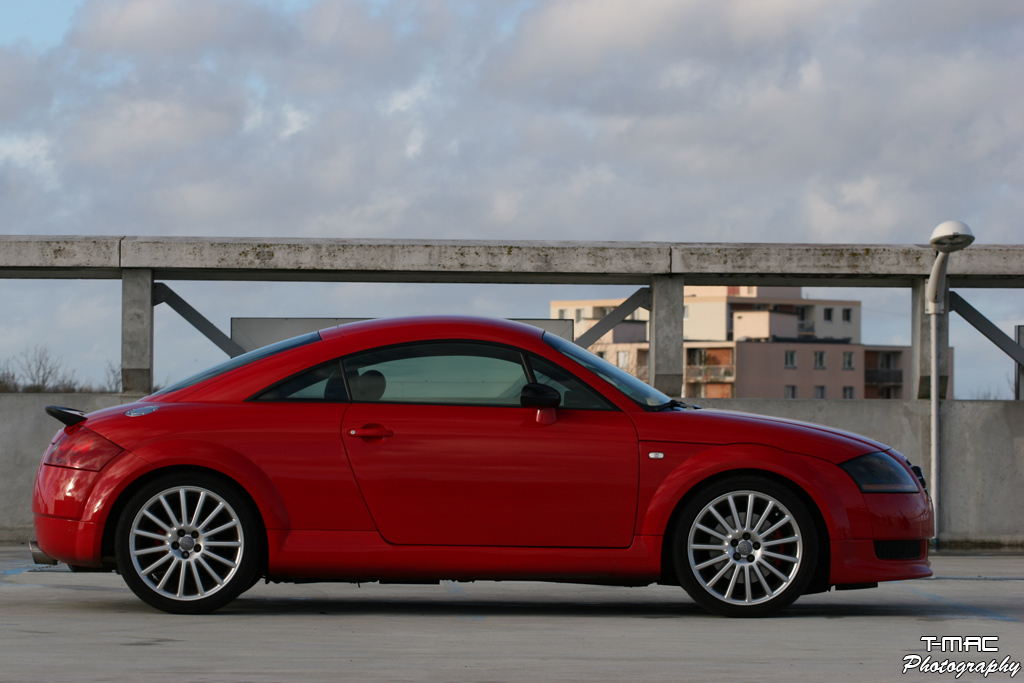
<box><xmin>340</xmin><ymin>341</ymin><xmax>640</xmax><ymax>548</ymax></box>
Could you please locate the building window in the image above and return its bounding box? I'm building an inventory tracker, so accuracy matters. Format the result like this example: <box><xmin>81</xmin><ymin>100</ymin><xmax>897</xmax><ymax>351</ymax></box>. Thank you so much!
<box><xmin>575</xmin><ymin>309</ymin><xmax>584</xmax><ymax>323</ymax></box>
<box><xmin>842</xmin><ymin>308</ymin><xmax>852</xmax><ymax>322</ymax></box>
<box><xmin>784</xmin><ymin>350</ymin><xmax>797</xmax><ymax>368</ymax></box>
<box><xmin>814</xmin><ymin>351</ymin><xmax>826</xmax><ymax>369</ymax></box>
<box><xmin>843</xmin><ymin>386</ymin><xmax>854</xmax><ymax>399</ymax></box>
<box><xmin>683</xmin><ymin>305</ymin><xmax>689</xmax><ymax>320</ymax></box>
<box><xmin>616</xmin><ymin>351</ymin><xmax>630</xmax><ymax>369</ymax></box>
<box><xmin>784</xmin><ymin>385</ymin><xmax>797</xmax><ymax>399</ymax></box>
<box><xmin>557</xmin><ymin>309</ymin><xmax>567</xmax><ymax>320</ymax></box>
<box><xmin>823</xmin><ymin>308</ymin><xmax>833</xmax><ymax>322</ymax></box>
<box><xmin>842</xmin><ymin>352</ymin><xmax>854</xmax><ymax>370</ymax></box>
<box><xmin>814</xmin><ymin>386</ymin><xmax>826</xmax><ymax>399</ymax></box>
<box><xmin>596</xmin><ymin>351</ymin><xmax>605</xmax><ymax>359</ymax></box>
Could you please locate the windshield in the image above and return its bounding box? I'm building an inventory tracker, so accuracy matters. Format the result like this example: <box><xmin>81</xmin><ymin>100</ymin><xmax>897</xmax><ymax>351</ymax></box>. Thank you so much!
<box><xmin>544</xmin><ymin>332</ymin><xmax>671</xmax><ymax>408</ymax></box>
<box><xmin>151</xmin><ymin>332</ymin><xmax>322</xmax><ymax>397</ymax></box>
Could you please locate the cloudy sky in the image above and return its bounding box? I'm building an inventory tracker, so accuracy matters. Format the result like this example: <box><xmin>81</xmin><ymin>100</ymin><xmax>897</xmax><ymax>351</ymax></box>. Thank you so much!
<box><xmin>1</xmin><ymin>0</ymin><xmax>1021</xmax><ymax>396</ymax></box>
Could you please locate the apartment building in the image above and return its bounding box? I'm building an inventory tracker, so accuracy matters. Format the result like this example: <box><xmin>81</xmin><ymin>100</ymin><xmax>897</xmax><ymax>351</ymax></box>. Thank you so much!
<box><xmin>550</xmin><ymin>286</ymin><xmax>920</xmax><ymax>399</ymax></box>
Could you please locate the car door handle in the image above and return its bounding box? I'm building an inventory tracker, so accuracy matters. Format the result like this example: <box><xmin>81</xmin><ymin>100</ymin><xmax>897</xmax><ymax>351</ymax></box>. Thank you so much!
<box><xmin>348</xmin><ymin>426</ymin><xmax>394</xmax><ymax>439</ymax></box>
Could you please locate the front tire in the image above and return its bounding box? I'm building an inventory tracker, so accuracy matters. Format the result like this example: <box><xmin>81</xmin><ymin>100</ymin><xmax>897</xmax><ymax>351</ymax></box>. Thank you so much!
<box><xmin>673</xmin><ymin>476</ymin><xmax>818</xmax><ymax>617</ymax></box>
<box><xmin>115</xmin><ymin>472</ymin><xmax>261</xmax><ymax>614</ymax></box>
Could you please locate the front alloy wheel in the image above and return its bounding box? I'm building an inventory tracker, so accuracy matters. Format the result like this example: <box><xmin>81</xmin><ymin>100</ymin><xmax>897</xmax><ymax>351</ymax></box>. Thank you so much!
<box><xmin>115</xmin><ymin>473</ymin><xmax>260</xmax><ymax>614</ymax></box>
<box><xmin>674</xmin><ymin>476</ymin><xmax>818</xmax><ymax>617</ymax></box>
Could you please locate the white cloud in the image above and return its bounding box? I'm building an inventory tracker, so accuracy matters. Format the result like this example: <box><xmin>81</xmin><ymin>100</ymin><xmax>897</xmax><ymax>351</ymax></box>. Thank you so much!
<box><xmin>0</xmin><ymin>134</ymin><xmax>59</xmax><ymax>189</ymax></box>
<box><xmin>0</xmin><ymin>0</ymin><xmax>1021</xmax><ymax>395</ymax></box>
<box><xmin>280</xmin><ymin>105</ymin><xmax>312</xmax><ymax>139</ymax></box>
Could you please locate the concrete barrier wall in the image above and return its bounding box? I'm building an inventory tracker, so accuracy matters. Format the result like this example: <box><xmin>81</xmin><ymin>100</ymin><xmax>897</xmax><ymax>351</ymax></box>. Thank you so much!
<box><xmin>0</xmin><ymin>394</ymin><xmax>132</xmax><ymax>542</ymax></box>
<box><xmin>697</xmin><ymin>399</ymin><xmax>1024</xmax><ymax>545</ymax></box>
<box><xmin>3</xmin><ymin>394</ymin><xmax>1021</xmax><ymax>544</ymax></box>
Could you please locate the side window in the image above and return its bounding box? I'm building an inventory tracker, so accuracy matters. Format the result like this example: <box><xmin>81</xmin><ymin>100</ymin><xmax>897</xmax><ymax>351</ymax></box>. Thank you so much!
<box><xmin>528</xmin><ymin>354</ymin><xmax>614</xmax><ymax>411</ymax></box>
<box><xmin>256</xmin><ymin>361</ymin><xmax>348</xmax><ymax>402</ymax></box>
<box><xmin>343</xmin><ymin>342</ymin><xmax>529</xmax><ymax>406</ymax></box>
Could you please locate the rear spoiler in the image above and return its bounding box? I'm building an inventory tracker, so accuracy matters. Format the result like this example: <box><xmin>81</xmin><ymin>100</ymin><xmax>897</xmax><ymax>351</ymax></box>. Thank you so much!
<box><xmin>45</xmin><ymin>406</ymin><xmax>87</xmax><ymax>427</ymax></box>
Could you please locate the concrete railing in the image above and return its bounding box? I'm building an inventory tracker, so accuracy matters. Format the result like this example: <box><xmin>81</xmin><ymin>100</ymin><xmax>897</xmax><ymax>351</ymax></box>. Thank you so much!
<box><xmin>4</xmin><ymin>393</ymin><xmax>1021</xmax><ymax>545</ymax></box>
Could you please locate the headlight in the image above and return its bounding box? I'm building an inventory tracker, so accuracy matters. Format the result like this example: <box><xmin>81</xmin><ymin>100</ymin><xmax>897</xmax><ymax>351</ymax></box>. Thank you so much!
<box><xmin>840</xmin><ymin>452</ymin><xmax>920</xmax><ymax>494</ymax></box>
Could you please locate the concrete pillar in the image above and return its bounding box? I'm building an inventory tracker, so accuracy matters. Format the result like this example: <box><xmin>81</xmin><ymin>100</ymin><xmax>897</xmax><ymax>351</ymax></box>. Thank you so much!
<box><xmin>650</xmin><ymin>275</ymin><xmax>685</xmax><ymax>397</ymax></box>
<box><xmin>911</xmin><ymin>278</ymin><xmax>951</xmax><ymax>399</ymax></box>
<box><xmin>121</xmin><ymin>269</ymin><xmax>154</xmax><ymax>394</ymax></box>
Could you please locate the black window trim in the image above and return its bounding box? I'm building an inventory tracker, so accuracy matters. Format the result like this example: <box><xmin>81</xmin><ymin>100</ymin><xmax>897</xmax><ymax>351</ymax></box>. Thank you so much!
<box><xmin>249</xmin><ymin>338</ymin><xmax>617</xmax><ymax>410</ymax></box>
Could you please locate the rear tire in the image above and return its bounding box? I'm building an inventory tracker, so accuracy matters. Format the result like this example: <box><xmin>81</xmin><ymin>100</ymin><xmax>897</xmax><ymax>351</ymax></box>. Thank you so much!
<box><xmin>115</xmin><ymin>472</ymin><xmax>261</xmax><ymax>614</ymax></box>
<box><xmin>673</xmin><ymin>475</ymin><xmax>818</xmax><ymax>617</ymax></box>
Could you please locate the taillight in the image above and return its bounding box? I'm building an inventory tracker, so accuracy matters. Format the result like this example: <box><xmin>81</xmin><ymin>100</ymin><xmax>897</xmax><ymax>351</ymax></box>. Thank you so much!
<box><xmin>43</xmin><ymin>425</ymin><xmax>124</xmax><ymax>471</ymax></box>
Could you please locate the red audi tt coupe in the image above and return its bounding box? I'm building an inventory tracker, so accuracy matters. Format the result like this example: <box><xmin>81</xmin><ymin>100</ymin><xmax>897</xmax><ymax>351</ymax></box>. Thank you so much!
<box><xmin>31</xmin><ymin>317</ymin><xmax>933</xmax><ymax>616</ymax></box>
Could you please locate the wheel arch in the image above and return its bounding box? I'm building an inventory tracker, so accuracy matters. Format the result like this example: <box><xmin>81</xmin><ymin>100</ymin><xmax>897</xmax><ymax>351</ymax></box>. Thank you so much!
<box><xmin>100</xmin><ymin>464</ymin><xmax>269</xmax><ymax>575</ymax></box>
<box><xmin>658</xmin><ymin>467</ymin><xmax>832</xmax><ymax>595</ymax></box>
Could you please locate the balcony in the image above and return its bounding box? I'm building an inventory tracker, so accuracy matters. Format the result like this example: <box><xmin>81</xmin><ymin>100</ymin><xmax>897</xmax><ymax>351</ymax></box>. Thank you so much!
<box><xmin>865</xmin><ymin>369</ymin><xmax>903</xmax><ymax>385</ymax></box>
<box><xmin>797</xmin><ymin>321</ymin><xmax>815</xmax><ymax>335</ymax></box>
<box><xmin>685</xmin><ymin>365</ymin><xmax>736</xmax><ymax>382</ymax></box>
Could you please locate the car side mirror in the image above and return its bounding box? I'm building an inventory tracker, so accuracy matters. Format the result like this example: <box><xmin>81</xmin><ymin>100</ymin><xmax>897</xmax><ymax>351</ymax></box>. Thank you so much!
<box><xmin>520</xmin><ymin>383</ymin><xmax>560</xmax><ymax>425</ymax></box>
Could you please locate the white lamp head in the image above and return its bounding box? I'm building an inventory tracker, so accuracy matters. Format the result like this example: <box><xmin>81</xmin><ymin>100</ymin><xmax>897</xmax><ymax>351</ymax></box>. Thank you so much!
<box><xmin>930</xmin><ymin>220</ymin><xmax>975</xmax><ymax>253</ymax></box>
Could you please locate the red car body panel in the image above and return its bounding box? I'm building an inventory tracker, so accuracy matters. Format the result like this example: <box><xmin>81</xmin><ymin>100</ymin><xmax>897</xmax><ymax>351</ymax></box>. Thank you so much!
<box><xmin>342</xmin><ymin>402</ymin><xmax>639</xmax><ymax>548</ymax></box>
<box><xmin>32</xmin><ymin>316</ymin><xmax>933</xmax><ymax>591</ymax></box>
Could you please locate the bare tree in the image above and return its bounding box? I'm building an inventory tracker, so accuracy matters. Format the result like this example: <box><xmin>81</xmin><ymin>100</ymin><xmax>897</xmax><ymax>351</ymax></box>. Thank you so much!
<box><xmin>15</xmin><ymin>345</ymin><xmax>79</xmax><ymax>393</ymax></box>
<box><xmin>103</xmin><ymin>360</ymin><xmax>122</xmax><ymax>393</ymax></box>
<box><xmin>0</xmin><ymin>359</ymin><xmax>18</xmax><ymax>392</ymax></box>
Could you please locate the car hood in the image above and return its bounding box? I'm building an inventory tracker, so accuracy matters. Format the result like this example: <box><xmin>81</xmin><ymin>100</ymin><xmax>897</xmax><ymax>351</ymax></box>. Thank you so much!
<box><xmin>631</xmin><ymin>407</ymin><xmax>889</xmax><ymax>464</ymax></box>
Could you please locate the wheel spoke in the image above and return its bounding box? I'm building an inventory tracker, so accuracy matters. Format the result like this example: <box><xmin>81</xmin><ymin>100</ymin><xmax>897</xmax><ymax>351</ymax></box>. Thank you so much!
<box><xmin>197</xmin><ymin>502</ymin><xmax>225</xmax><ymax>532</ymax></box>
<box><xmin>132</xmin><ymin>545</ymin><xmax>168</xmax><ymax>557</ymax></box>
<box><xmin>203</xmin><ymin>552</ymin><xmax>238</xmax><ymax>569</ymax></box>
<box><xmin>695</xmin><ymin>523</ymin><xmax>728</xmax><ymax>541</ymax></box>
<box><xmin>143</xmin><ymin>510</ymin><xmax>173</xmax><ymax>533</ymax></box>
<box><xmin>752</xmin><ymin>564</ymin><xmax>774</xmax><ymax>597</ymax></box>
<box><xmin>155</xmin><ymin>558</ymin><xmax>178</xmax><ymax>590</ymax></box>
<box><xmin>724</xmin><ymin>565</ymin><xmax>741</xmax><ymax>600</ymax></box>
<box><xmin>196</xmin><ymin>556</ymin><xmax>224</xmax><ymax>586</ymax></box>
<box><xmin>204</xmin><ymin>519</ymin><xmax>239</xmax><ymax>537</ymax></box>
<box><xmin>691</xmin><ymin>543</ymin><xmax>728</xmax><ymax>551</ymax></box>
<box><xmin>761</xmin><ymin>535</ymin><xmax>799</xmax><ymax>547</ymax></box>
<box><xmin>159</xmin><ymin>495</ymin><xmax>180</xmax><ymax>528</ymax></box>
<box><xmin>140</xmin><ymin>552</ymin><xmax>173</xmax><ymax>575</ymax></box>
<box><xmin>743</xmin><ymin>565</ymin><xmax>752</xmax><ymax>603</ymax></box>
<box><xmin>709</xmin><ymin>506</ymin><xmax>735</xmax><ymax>534</ymax></box>
<box><xmin>203</xmin><ymin>541</ymin><xmax>242</xmax><ymax>548</ymax></box>
<box><xmin>176</xmin><ymin>560</ymin><xmax>187</xmax><ymax>597</ymax></box>
<box><xmin>752</xmin><ymin>501</ymin><xmax>774</xmax><ymax>534</ymax></box>
<box><xmin>727</xmin><ymin>496</ymin><xmax>743</xmax><ymax>533</ymax></box>
<box><xmin>760</xmin><ymin>514</ymin><xmax>792</xmax><ymax>538</ymax></box>
<box><xmin>133</xmin><ymin>529</ymin><xmax>170</xmax><ymax>542</ymax></box>
<box><xmin>759</xmin><ymin>558</ymin><xmax>791</xmax><ymax>582</ymax></box>
<box><xmin>190</xmin><ymin>491</ymin><xmax>207</xmax><ymax>528</ymax></box>
<box><xmin>179</xmin><ymin>489</ymin><xmax>189</xmax><ymax>530</ymax></box>
<box><xmin>706</xmin><ymin>559</ymin><xmax>734</xmax><ymax>588</ymax></box>
<box><xmin>744</xmin><ymin>494</ymin><xmax>755</xmax><ymax>531</ymax></box>
<box><xmin>762</xmin><ymin>549</ymin><xmax>799</xmax><ymax>563</ymax></box>
<box><xmin>694</xmin><ymin>552</ymin><xmax>730</xmax><ymax>571</ymax></box>
<box><xmin>190</xmin><ymin>562</ymin><xmax>206</xmax><ymax>597</ymax></box>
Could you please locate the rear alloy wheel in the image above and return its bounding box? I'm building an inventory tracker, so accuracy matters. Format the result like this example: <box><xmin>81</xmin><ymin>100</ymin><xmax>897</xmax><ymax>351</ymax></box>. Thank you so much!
<box><xmin>674</xmin><ymin>476</ymin><xmax>817</xmax><ymax>617</ymax></box>
<box><xmin>115</xmin><ymin>473</ymin><xmax>260</xmax><ymax>614</ymax></box>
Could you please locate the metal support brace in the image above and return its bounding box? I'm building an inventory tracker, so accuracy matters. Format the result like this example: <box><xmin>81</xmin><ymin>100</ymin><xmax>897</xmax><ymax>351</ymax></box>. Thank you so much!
<box><xmin>573</xmin><ymin>288</ymin><xmax>652</xmax><ymax>349</ymax></box>
<box><xmin>949</xmin><ymin>292</ymin><xmax>1024</xmax><ymax>370</ymax></box>
<box><xmin>1018</xmin><ymin>326</ymin><xmax>1024</xmax><ymax>400</ymax></box>
<box><xmin>152</xmin><ymin>283</ymin><xmax>247</xmax><ymax>358</ymax></box>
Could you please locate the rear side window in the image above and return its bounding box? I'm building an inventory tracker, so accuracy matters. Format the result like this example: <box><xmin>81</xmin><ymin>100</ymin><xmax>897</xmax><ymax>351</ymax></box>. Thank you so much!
<box><xmin>154</xmin><ymin>332</ymin><xmax>321</xmax><ymax>397</ymax></box>
<box><xmin>256</xmin><ymin>361</ymin><xmax>348</xmax><ymax>402</ymax></box>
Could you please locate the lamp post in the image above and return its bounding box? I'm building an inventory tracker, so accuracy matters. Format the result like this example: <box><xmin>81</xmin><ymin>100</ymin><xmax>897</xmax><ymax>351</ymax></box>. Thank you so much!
<box><xmin>925</xmin><ymin>220</ymin><xmax>975</xmax><ymax>545</ymax></box>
